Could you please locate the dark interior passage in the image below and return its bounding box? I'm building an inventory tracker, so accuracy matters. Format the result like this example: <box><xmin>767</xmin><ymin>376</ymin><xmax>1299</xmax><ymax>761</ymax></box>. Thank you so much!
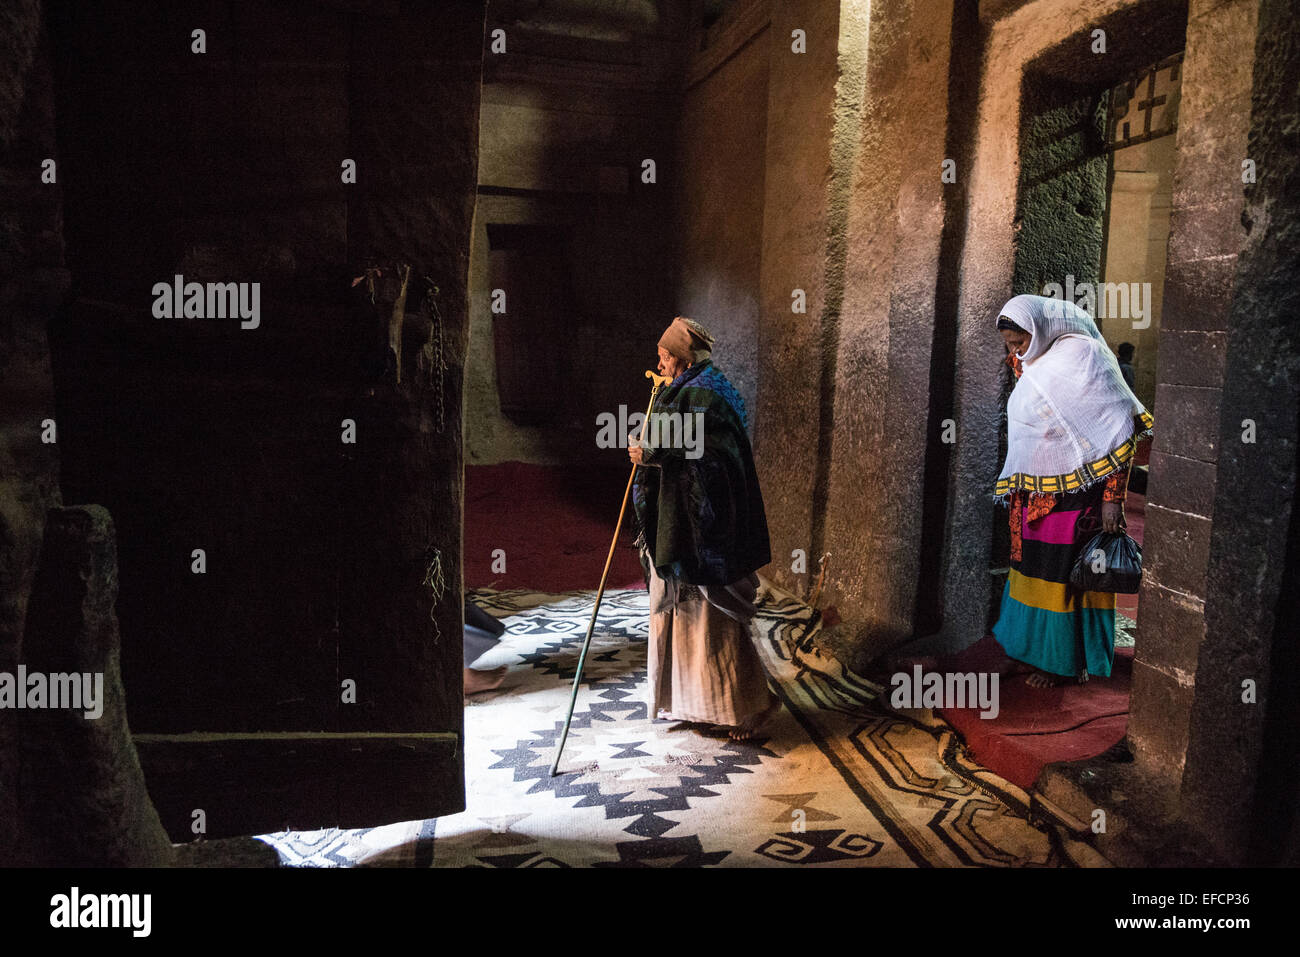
<box><xmin>464</xmin><ymin>462</ymin><xmax>645</xmax><ymax>594</ymax></box>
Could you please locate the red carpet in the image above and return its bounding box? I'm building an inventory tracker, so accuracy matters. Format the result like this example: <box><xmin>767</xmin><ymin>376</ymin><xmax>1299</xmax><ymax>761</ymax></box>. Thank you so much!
<box><xmin>931</xmin><ymin>469</ymin><xmax>1146</xmax><ymax>790</ymax></box>
<box><xmin>931</xmin><ymin>638</ymin><xmax>1134</xmax><ymax>791</ymax></box>
<box><xmin>465</xmin><ymin>462</ymin><xmax>646</xmax><ymax>593</ymax></box>
<box><xmin>924</xmin><ymin>459</ymin><xmax>1149</xmax><ymax>790</ymax></box>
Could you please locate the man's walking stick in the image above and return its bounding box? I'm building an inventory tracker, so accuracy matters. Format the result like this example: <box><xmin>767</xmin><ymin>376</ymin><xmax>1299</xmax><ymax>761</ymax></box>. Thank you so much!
<box><xmin>550</xmin><ymin>370</ymin><xmax>672</xmax><ymax>776</ymax></box>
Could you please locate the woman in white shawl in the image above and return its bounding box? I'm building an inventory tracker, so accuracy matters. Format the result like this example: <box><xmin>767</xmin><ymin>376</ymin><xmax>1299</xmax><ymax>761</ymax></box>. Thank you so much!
<box><xmin>992</xmin><ymin>294</ymin><xmax>1153</xmax><ymax>687</ymax></box>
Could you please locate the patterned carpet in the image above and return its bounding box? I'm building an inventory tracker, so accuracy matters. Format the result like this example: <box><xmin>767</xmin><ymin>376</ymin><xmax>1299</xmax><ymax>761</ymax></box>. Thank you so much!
<box><xmin>258</xmin><ymin>585</ymin><xmax>1108</xmax><ymax>867</ymax></box>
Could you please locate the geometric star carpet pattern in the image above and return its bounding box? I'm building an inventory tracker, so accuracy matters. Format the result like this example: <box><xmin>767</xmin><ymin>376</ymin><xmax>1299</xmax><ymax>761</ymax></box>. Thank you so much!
<box><xmin>257</xmin><ymin>585</ymin><xmax>1109</xmax><ymax>868</ymax></box>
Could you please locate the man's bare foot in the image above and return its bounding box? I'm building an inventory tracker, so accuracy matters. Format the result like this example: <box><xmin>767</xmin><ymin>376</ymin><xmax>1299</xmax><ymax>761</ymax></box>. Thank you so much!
<box><xmin>728</xmin><ymin>697</ymin><xmax>781</xmax><ymax>741</ymax></box>
<box><xmin>464</xmin><ymin>665</ymin><xmax>507</xmax><ymax>695</ymax></box>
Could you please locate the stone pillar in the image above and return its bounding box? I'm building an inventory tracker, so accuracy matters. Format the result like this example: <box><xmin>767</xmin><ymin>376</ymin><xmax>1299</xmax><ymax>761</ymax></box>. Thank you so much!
<box><xmin>0</xmin><ymin>3</ymin><xmax>67</xmax><ymax>866</ymax></box>
<box><xmin>43</xmin><ymin>0</ymin><xmax>484</xmax><ymax>837</ymax></box>
<box><xmin>820</xmin><ymin>0</ymin><xmax>958</xmax><ymax>666</ymax></box>
<box><xmin>753</xmin><ymin>0</ymin><xmax>842</xmax><ymax>594</ymax></box>
<box><xmin>18</xmin><ymin>506</ymin><xmax>173</xmax><ymax>866</ymax></box>
<box><xmin>1180</xmin><ymin>0</ymin><xmax>1299</xmax><ymax>865</ymax></box>
<box><xmin>673</xmin><ymin>0</ymin><xmax>770</xmax><ymax>426</ymax></box>
<box><xmin>1128</xmin><ymin>0</ymin><xmax>1260</xmax><ymax>788</ymax></box>
<box><xmin>339</xmin><ymin>0</ymin><xmax>483</xmax><ymax>736</ymax></box>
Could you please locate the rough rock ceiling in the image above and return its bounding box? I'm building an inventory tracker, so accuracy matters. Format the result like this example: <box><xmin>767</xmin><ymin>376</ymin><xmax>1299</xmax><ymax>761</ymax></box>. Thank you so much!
<box><xmin>490</xmin><ymin>0</ymin><xmax>671</xmax><ymax>40</ymax></box>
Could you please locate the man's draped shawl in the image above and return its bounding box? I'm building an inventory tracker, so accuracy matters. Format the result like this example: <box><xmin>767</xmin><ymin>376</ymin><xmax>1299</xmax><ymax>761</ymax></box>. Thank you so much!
<box><xmin>632</xmin><ymin>360</ymin><xmax>770</xmax><ymax>587</ymax></box>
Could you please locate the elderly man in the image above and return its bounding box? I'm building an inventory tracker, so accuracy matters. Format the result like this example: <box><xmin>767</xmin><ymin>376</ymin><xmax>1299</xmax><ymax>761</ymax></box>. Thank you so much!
<box><xmin>630</xmin><ymin>316</ymin><xmax>779</xmax><ymax>741</ymax></box>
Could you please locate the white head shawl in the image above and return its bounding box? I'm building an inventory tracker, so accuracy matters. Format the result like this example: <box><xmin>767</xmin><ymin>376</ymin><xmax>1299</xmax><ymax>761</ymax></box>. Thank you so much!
<box><xmin>994</xmin><ymin>294</ymin><xmax>1152</xmax><ymax>499</ymax></box>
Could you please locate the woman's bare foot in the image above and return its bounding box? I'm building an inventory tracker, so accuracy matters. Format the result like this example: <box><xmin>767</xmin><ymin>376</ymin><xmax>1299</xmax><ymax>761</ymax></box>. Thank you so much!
<box><xmin>1025</xmin><ymin>669</ymin><xmax>1063</xmax><ymax>688</ymax></box>
<box><xmin>464</xmin><ymin>665</ymin><xmax>507</xmax><ymax>695</ymax></box>
<box><xmin>727</xmin><ymin>697</ymin><xmax>781</xmax><ymax>741</ymax></box>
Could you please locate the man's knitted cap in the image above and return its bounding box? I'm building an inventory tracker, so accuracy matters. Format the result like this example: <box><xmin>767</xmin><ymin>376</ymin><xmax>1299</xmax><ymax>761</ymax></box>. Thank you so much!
<box><xmin>658</xmin><ymin>316</ymin><xmax>715</xmax><ymax>363</ymax></box>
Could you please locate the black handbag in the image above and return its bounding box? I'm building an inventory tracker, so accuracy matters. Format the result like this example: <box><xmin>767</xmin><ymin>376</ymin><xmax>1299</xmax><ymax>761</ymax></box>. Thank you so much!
<box><xmin>1070</xmin><ymin>467</ymin><xmax>1142</xmax><ymax>594</ymax></box>
<box><xmin>1071</xmin><ymin>528</ymin><xmax>1143</xmax><ymax>593</ymax></box>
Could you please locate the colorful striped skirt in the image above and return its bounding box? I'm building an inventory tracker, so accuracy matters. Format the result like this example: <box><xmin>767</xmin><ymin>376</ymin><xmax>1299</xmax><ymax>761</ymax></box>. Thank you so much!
<box><xmin>992</xmin><ymin>484</ymin><xmax>1115</xmax><ymax>678</ymax></box>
